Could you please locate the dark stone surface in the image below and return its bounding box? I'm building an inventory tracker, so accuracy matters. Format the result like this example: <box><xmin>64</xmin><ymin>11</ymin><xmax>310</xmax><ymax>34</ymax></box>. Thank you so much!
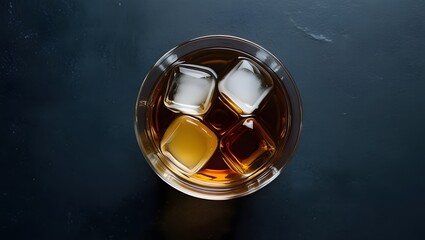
<box><xmin>1</xmin><ymin>0</ymin><xmax>424</xmax><ymax>239</ymax></box>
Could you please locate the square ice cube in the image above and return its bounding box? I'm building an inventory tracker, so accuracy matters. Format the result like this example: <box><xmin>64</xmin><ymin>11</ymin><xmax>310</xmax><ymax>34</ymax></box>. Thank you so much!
<box><xmin>220</xmin><ymin>118</ymin><xmax>275</xmax><ymax>175</ymax></box>
<box><xmin>164</xmin><ymin>64</ymin><xmax>217</xmax><ymax>115</ymax></box>
<box><xmin>218</xmin><ymin>59</ymin><xmax>273</xmax><ymax>115</ymax></box>
<box><xmin>160</xmin><ymin>116</ymin><xmax>218</xmax><ymax>174</ymax></box>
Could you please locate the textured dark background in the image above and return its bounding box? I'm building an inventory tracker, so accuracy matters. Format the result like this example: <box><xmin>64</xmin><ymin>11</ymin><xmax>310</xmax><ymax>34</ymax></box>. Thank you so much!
<box><xmin>1</xmin><ymin>0</ymin><xmax>425</xmax><ymax>239</ymax></box>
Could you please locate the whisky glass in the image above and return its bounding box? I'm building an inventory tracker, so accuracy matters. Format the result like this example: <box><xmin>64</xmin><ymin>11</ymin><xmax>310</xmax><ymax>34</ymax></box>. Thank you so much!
<box><xmin>135</xmin><ymin>35</ymin><xmax>302</xmax><ymax>200</ymax></box>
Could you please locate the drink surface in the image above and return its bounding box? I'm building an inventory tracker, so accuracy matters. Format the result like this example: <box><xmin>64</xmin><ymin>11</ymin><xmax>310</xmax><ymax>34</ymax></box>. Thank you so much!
<box><xmin>145</xmin><ymin>48</ymin><xmax>289</xmax><ymax>186</ymax></box>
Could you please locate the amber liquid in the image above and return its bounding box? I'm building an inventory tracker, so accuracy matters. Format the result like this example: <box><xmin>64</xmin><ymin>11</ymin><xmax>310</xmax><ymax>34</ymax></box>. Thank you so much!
<box><xmin>146</xmin><ymin>48</ymin><xmax>289</xmax><ymax>185</ymax></box>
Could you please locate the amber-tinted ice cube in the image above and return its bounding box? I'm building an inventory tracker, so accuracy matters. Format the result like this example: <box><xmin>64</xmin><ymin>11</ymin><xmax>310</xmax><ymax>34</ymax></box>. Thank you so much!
<box><xmin>220</xmin><ymin>118</ymin><xmax>275</xmax><ymax>175</ymax></box>
<box><xmin>160</xmin><ymin>116</ymin><xmax>218</xmax><ymax>174</ymax></box>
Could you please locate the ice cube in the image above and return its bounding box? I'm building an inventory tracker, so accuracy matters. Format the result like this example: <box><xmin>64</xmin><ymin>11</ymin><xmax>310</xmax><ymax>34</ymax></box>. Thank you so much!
<box><xmin>160</xmin><ymin>116</ymin><xmax>218</xmax><ymax>174</ymax></box>
<box><xmin>220</xmin><ymin>118</ymin><xmax>275</xmax><ymax>175</ymax></box>
<box><xmin>218</xmin><ymin>59</ymin><xmax>273</xmax><ymax>115</ymax></box>
<box><xmin>164</xmin><ymin>64</ymin><xmax>217</xmax><ymax>115</ymax></box>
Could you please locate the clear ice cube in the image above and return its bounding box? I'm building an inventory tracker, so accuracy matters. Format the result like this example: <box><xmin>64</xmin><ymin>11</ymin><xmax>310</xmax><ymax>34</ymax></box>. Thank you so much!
<box><xmin>218</xmin><ymin>59</ymin><xmax>273</xmax><ymax>115</ymax></box>
<box><xmin>164</xmin><ymin>64</ymin><xmax>217</xmax><ymax>115</ymax></box>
